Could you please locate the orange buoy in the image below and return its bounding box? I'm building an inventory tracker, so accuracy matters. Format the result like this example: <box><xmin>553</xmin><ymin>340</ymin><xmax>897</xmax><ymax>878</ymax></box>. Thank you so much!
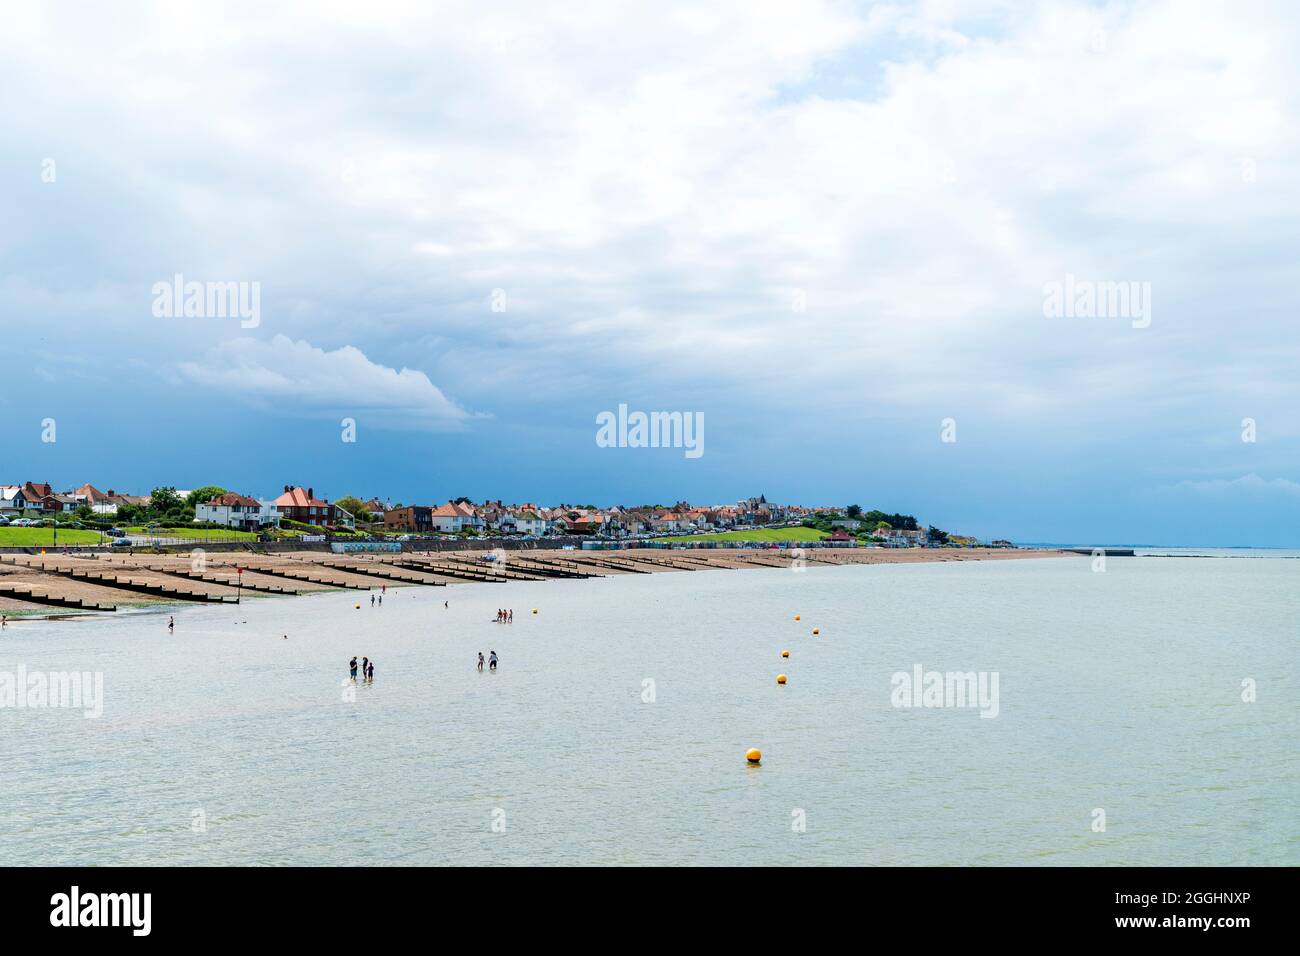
<box><xmin>746</xmin><ymin>748</ymin><xmax>762</xmax><ymax>764</ymax></box>
<box><xmin>776</xmin><ymin>674</ymin><xmax>787</xmax><ymax>685</ymax></box>
<box><xmin>781</xmin><ymin>649</ymin><xmax>790</xmax><ymax>658</ymax></box>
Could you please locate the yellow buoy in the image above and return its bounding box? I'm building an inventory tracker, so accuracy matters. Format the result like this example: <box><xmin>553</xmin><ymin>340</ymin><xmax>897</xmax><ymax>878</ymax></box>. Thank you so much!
<box><xmin>812</xmin><ymin>628</ymin><xmax>820</xmax><ymax>635</ymax></box>
<box><xmin>746</xmin><ymin>747</ymin><xmax>762</xmax><ymax>764</ymax></box>
<box><xmin>794</xmin><ymin>615</ymin><xmax>801</xmax><ymax>621</ymax></box>
<box><xmin>781</xmin><ymin>649</ymin><xmax>790</xmax><ymax>658</ymax></box>
<box><xmin>355</xmin><ymin>604</ymin><xmax>361</xmax><ymax>609</ymax></box>
<box><xmin>532</xmin><ymin>609</ymin><xmax>538</xmax><ymax>614</ymax></box>
<box><xmin>776</xmin><ymin>674</ymin><xmax>787</xmax><ymax>684</ymax></box>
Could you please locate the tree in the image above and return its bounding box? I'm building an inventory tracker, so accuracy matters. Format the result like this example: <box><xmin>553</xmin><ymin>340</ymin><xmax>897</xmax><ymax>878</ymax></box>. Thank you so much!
<box><xmin>149</xmin><ymin>487</ymin><xmax>182</xmax><ymax>514</ymax></box>
<box><xmin>846</xmin><ymin>504</ymin><xmax>862</xmax><ymax>519</ymax></box>
<box><xmin>185</xmin><ymin>486</ymin><xmax>228</xmax><ymax>509</ymax></box>
<box><xmin>927</xmin><ymin>525</ymin><xmax>950</xmax><ymax>545</ymax></box>
<box><xmin>116</xmin><ymin>502</ymin><xmax>147</xmax><ymax>524</ymax></box>
<box><xmin>335</xmin><ymin>496</ymin><xmax>373</xmax><ymax>524</ymax></box>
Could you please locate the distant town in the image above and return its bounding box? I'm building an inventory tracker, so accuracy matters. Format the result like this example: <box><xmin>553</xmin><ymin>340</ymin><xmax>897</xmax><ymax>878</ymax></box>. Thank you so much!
<box><xmin>0</xmin><ymin>481</ymin><xmax>1012</xmax><ymax>548</ymax></box>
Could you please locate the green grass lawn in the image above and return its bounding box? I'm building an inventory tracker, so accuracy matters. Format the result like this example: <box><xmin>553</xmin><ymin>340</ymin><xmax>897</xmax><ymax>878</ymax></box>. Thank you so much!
<box><xmin>0</xmin><ymin>527</ymin><xmax>106</xmax><ymax>546</ymax></box>
<box><xmin>123</xmin><ymin>526</ymin><xmax>260</xmax><ymax>541</ymax></box>
<box><xmin>661</xmin><ymin>526</ymin><xmax>831</xmax><ymax>543</ymax></box>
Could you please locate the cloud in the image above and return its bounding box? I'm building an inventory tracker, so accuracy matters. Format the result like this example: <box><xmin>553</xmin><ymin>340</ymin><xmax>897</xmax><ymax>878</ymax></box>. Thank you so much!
<box><xmin>5</xmin><ymin>0</ymin><xmax>1289</xmax><ymax>428</ymax></box>
<box><xmin>2</xmin><ymin>0</ymin><xmax>1298</xmax><ymax>531</ymax></box>
<box><xmin>178</xmin><ymin>335</ymin><xmax>472</xmax><ymax>429</ymax></box>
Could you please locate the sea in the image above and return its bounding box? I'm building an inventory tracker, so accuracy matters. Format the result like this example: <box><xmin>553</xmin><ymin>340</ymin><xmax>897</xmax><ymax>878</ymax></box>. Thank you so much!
<box><xmin>2</xmin><ymin>552</ymin><xmax>1295</xmax><ymax>865</ymax></box>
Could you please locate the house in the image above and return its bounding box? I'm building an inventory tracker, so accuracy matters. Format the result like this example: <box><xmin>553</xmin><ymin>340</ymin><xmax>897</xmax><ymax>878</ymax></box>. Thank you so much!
<box><xmin>17</xmin><ymin>482</ymin><xmax>62</xmax><ymax>513</ymax></box>
<box><xmin>360</xmin><ymin>498</ymin><xmax>389</xmax><ymax>520</ymax></box>
<box><xmin>384</xmin><ymin>506</ymin><xmax>433</xmax><ymax>534</ymax></box>
<box><xmin>429</xmin><ymin>501</ymin><xmax>483</xmax><ymax>533</ymax></box>
<box><xmin>568</xmin><ymin>514</ymin><xmax>607</xmax><ymax>535</ymax></box>
<box><xmin>876</xmin><ymin>528</ymin><xmax>930</xmax><ymax>548</ymax></box>
<box><xmin>69</xmin><ymin>485</ymin><xmax>147</xmax><ymax>515</ymax></box>
<box><xmin>647</xmin><ymin>510</ymin><xmax>689</xmax><ymax>533</ymax></box>
<box><xmin>196</xmin><ymin>493</ymin><xmax>281</xmax><ymax>531</ymax></box>
<box><xmin>508</xmin><ymin>509</ymin><xmax>550</xmax><ymax>536</ymax></box>
<box><xmin>0</xmin><ymin>486</ymin><xmax>30</xmax><ymax>514</ymax></box>
<box><xmin>827</xmin><ymin>528</ymin><xmax>854</xmax><ymax>542</ymax></box>
<box><xmin>274</xmin><ymin>486</ymin><xmax>336</xmax><ymax>527</ymax></box>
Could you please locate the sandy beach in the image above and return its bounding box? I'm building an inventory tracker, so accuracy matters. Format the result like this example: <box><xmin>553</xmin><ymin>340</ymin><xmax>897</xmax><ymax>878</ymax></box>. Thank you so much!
<box><xmin>0</xmin><ymin>547</ymin><xmax>1068</xmax><ymax>616</ymax></box>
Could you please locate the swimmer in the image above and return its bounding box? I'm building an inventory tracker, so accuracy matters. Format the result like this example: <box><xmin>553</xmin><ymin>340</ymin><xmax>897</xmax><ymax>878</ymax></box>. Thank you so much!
<box><xmin>168</xmin><ymin>616</ymin><xmax>174</xmax><ymax>633</ymax></box>
<box><xmin>489</xmin><ymin>650</ymin><xmax>498</xmax><ymax>672</ymax></box>
<box><xmin>477</xmin><ymin>652</ymin><xmax>485</xmax><ymax>672</ymax></box>
<box><xmin>350</xmin><ymin>656</ymin><xmax>358</xmax><ymax>680</ymax></box>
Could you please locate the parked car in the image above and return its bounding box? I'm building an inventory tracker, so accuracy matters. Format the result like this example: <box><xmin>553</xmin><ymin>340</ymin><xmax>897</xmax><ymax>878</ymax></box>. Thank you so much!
<box><xmin>0</xmin><ymin>515</ymin><xmax>8</xmax><ymax>526</ymax></box>
<box><xmin>111</xmin><ymin>538</ymin><xmax>132</xmax><ymax>548</ymax></box>
<box><xmin>105</xmin><ymin>527</ymin><xmax>126</xmax><ymax>538</ymax></box>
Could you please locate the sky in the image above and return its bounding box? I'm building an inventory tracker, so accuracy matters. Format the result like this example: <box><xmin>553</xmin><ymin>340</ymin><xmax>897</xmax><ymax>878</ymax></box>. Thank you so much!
<box><xmin>2</xmin><ymin>0</ymin><xmax>1298</xmax><ymax>545</ymax></box>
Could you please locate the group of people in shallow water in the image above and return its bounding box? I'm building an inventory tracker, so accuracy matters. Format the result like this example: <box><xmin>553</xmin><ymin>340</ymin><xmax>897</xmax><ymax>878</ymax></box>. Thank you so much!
<box><xmin>478</xmin><ymin>650</ymin><xmax>499</xmax><ymax>672</ymax></box>
<box><xmin>349</xmin><ymin>655</ymin><xmax>375</xmax><ymax>682</ymax></box>
<box><xmin>495</xmin><ymin>609</ymin><xmax>514</xmax><ymax>623</ymax></box>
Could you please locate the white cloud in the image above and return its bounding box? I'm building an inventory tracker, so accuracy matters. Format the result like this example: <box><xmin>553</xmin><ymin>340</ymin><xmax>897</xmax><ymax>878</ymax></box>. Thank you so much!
<box><xmin>4</xmin><ymin>0</ymin><xmax>1300</xmax><ymax>433</ymax></box>
<box><xmin>178</xmin><ymin>335</ymin><xmax>471</xmax><ymax>429</ymax></box>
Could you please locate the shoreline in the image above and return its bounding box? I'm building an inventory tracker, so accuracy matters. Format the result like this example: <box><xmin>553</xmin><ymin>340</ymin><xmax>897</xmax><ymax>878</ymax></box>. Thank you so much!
<box><xmin>0</xmin><ymin>546</ymin><xmax>1069</xmax><ymax>617</ymax></box>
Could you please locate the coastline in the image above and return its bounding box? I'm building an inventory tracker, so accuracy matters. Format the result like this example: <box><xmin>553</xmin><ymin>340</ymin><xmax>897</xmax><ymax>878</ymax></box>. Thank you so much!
<box><xmin>0</xmin><ymin>546</ymin><xmax>1070</xmax><ymax>616</ymax></box>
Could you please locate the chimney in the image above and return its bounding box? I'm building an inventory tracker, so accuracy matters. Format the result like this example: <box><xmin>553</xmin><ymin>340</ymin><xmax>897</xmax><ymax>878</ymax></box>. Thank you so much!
<box><xmin>307</xmin><ymin>487</ymin><xmax>314</xmax><ymax>500</ymax></box>
<box><xmin>284</xmin><ymin>485</ymin><xmax>291</xmax><ymax>493</ymax></box>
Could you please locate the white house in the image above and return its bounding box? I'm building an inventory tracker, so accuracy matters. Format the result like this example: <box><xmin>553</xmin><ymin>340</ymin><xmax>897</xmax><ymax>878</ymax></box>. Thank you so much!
<box><xmin>877</xmin><ymin>528</ymin><xmax>929</xmax><ymax>548</ymax></box>
<box><xmin>510</xmin><ymin>510</ymin><xmax>550</xmax><ymax>535</ymax></box>
<box><xmin>429</xmin><ymin>501</ymin><xmax>483</xmax><ymax>533</ymax></box>
<box><xmin>196</xmin><ymin>493</ymin><xmax>281</xmax><ymax>531</ymax></box>
<box><xmin>0</xmin><ymin>486</ymin><xmax>30</xmax><ymax>514</ymax></box>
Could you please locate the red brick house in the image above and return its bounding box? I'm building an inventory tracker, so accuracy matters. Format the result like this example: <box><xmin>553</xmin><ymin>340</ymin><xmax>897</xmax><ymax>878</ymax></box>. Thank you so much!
<box><xmin>273</xmin><ymin>486</ymin><xmax>336</xmax><ymax>527</ymax></box>
<box><xmin>384</xmin><ymin>506</ymin><xmax>433</xmax><ymax>534</ymax></box>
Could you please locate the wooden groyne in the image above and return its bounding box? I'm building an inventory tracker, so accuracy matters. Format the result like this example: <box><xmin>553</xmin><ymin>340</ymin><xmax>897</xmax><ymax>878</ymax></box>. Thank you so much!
<box><xmin>0</xmin><ymin>547</ymin><xmax>1070</xmax><ymax>616</ymax></box>
<box><xmin>0</xmin><ymin>582</ymin><xmax>116</xmax><ymax>612</ymax></box>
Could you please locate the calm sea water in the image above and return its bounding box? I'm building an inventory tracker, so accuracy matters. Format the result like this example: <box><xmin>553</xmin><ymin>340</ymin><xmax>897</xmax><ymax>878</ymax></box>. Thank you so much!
<box><xmin>2</xmin><ymin>555</ymin><xmax>1296</xmax><ymax>865</ymax></box>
